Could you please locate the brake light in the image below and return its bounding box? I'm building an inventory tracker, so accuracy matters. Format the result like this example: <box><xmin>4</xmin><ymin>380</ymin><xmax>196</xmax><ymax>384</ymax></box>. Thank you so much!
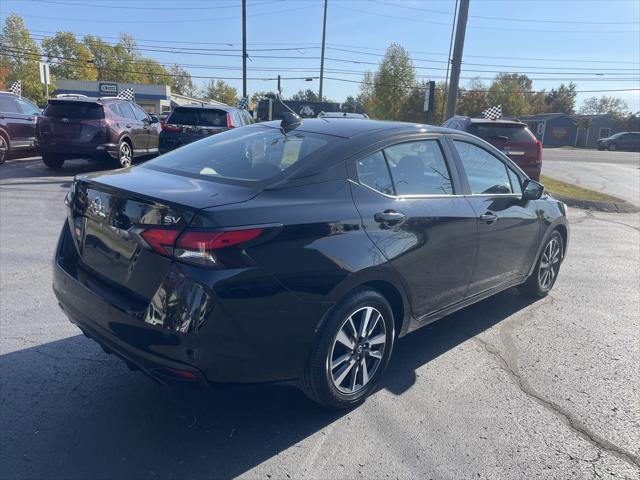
<box><xmin>535</xmin><ymin>140</ymin><xmax>543</xmax><ymax>163</ymax></box>
<box><xmin>139</xmin><ymin>229</ymin><xmax>180</xmax><ymax>256</ymax></box>
<box><xmin>161</xmin><ymin>123</ymin><xmax>182</xmax><ymax>133</ymax></box>
<box><xmin>226</xmin><ymin>114</ymin><xmax>235</xmax><ymax>129</ymax></box>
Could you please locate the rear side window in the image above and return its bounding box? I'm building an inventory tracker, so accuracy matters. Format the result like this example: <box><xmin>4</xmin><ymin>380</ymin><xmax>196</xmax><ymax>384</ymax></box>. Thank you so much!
<box><xmin>145</xmin><ymin>125</ymin><xmax>331</xmax><ymax>182</ymax></box>
<box><xmin>454</xmin><ymin>141</ymin><xmax>513</xmax><ymax>194</ymax></box>
<box><xmin>468</xmin><ymin>123</ymin><xmax>535</xmax><ymax>142</ymax></box>
<box><xmin>0</xmin><ymin>96</ymin><xmax>21</xmax><ymax>114</ymax></box>
<box><xmin>168</xmin><ymin>108</ymin><xmax>228</xmax><ymax>127</ymax></box>
<box><xmin>383</xmin><ymin>140</ymin><xmax>453</xmax><ymax>195</ymax></box>
<box><xmin>118</xmin><ymin>103</ymin><xmax>137</xmax><ymax>120</ymax></box>
<box><xmin>16</xmin><ymin>98</ymin><xmax>40</xmax><ymax>115</ymax></box>
<box><xmin>357</xmin><ymin>151</ymin><xmax>394</xmax><ymax>196</ymax></box>
<box><xmin>132</xmin><ymin>104</ymin><xmax>149</xmax><ymax>121</ymax></box>
<box><xmin>44</xmin><ymin>102</ymin><xmax>104</xmax><ymax>119</ymax></box>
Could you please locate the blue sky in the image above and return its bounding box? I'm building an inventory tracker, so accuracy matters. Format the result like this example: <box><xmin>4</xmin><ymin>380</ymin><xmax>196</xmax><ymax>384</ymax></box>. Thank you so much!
<box><xmin>2</xmin><ymin>0</ymin><xmax>639</xmax><ymax>111</ymax></box>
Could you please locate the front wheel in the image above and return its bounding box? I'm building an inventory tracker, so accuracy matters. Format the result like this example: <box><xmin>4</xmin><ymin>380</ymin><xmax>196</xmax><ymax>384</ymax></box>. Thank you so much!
<box><xmin>520</xmin><ymin>231</ymin><xmax>564</xmax><ymax>298</ymax></box>
<box><xmin>300</xmin><ymin>289</ymin><xmax>395</xmax><ymax>409</ymax></box>
<box><xmin>42</xmin><ymin>153</ymin><xmax>65</xmax><ymax>169</ymax></box>
<box><xmin>0</xmin><ymin>135</ymin><xmax>8</xmax><ymax>165</ymax></box>
<box><xmin>117</xmin><ymin>140</ymin><xmax>133</xmax><ymax>168</ymax></box>
<box><xmin>607</xmin><ymin>143</ymin><xmax>617</xmax><ymax>151</ymax></box>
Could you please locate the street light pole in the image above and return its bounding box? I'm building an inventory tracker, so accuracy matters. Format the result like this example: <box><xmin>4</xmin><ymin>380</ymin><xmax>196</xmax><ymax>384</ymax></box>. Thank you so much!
<box><xmin>242</xmin><ymin>0</ymin><xmax>247</xmax><ymax>98</ymax></box>
<box><xmin>319</xmin><ymin>0</ymin><xmax>328</xmax><ymax>102</ymax></box>
<box><xmin>446</xmin><ymin>0</ymin><xmax>470</xmax><ymax>119</ymax></box>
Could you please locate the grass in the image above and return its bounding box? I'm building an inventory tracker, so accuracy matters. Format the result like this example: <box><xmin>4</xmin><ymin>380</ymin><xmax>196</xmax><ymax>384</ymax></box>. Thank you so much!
<box><xmin>540</xmin><ymin>175</ymin><xmax>623</xmax><ymax>203</ymax></box>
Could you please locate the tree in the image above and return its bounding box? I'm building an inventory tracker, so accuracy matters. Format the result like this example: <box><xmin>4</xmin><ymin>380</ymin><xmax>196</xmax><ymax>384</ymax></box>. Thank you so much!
<box><xmin>200</xmin><ymin>79</ymin><xmax>237</xmax><ymax>105</ymax></box>
<box><xmin>341</xmin><ymin>95</ymin><xmax>367</xmax><ymax>113</ymax></box>
<box><xmin>487</xmin><ymin>73</ymin><xmax>532</xmax><ymax>116</ymax></box>
<box><xmin>356</xmin><ymin>71</ymin><xmax>376</xmax><ymax>115</ymax></box>
<box><xmin>457</xmin><ymin>78</ymin><xmax>489</xmax><ymax>117</ymax></box>
<box><xmin>545</xmin><ymin>82</ymin><xmax>577</xmax><ymax>114</ymax></box>
<box><xmin>369</xmin><ymin>43</ymin><xmax>416</xmax><ymax>120</ymax></box>
<box><xmin>168</xmin><ymin>64</ymin><xmax>196</xmax><ymax>96</ymax></box>
<box><xmin>290</xmin><ymin>89</ymin><xmax>319</xmax><ymax>102</ymax></box>
<box><xmin>41</xmin><ymin>31</ymin><xmax>97</xmax><ymax>81</ymax></box>
<box><xmin>83</xmin><ymin>35</ymin><xmax>139</xmax><ymax>83</ymax></box>
<box><xmin>579</xmin><ymin>96</ymin><xmax>629</xmax><ymax>118</ymax></box>
<box><xmin>0</xmin><ymin>13</ymin><xmax>49</xmax><ymax>104</ymax></box>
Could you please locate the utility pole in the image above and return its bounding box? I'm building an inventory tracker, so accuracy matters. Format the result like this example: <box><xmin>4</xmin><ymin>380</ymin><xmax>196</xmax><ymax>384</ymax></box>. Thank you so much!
<box><xmin>277</xmin><ymin>75</ymin><xmax>281</xmax><ymax>96</ymax></box>
<box><xmin>242</xmin><ymin>0</ymin><xmax>247</xmax><ymax>98</ymax></box>
<box><xmin>318</xmin><ymin>0</ymin><xmax>328</xmax><ymax>101</ymax></box>
<box><xmin>446</xmin><ymin>0</ymin><xmax>470</xmax><ymax>119</ymax></box>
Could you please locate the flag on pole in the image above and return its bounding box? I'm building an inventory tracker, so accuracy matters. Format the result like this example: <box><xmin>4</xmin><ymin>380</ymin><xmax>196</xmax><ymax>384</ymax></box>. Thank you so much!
<box><xmin>117</xmin><ymin>88</ymin><xmax>135</xmax><ymax>102</ymax></box>
<box><xmin>482</xmin><ymin>105</ymin><xmax>502</xmax><ymax>121</ymax></box>
<box><xmin>9</xmin><ymin>81</ymin><xmax>21</xmax><ymax>97</ymax></box>
<box><xmin>235</xmin><ymin>96</ymin><xmax>249</xmax><ymax>110</ymax></box>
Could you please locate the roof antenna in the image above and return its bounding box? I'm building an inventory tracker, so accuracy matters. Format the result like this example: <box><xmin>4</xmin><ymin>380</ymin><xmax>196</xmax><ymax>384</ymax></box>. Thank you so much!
<box><xmin>276</xmin><ymin>93</ymin><xmax>302</xmax><ymax>133</ymax></box>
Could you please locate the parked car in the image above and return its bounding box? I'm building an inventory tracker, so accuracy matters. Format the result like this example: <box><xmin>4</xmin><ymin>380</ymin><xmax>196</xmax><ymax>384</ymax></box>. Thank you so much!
<box><xmin>0</xmin><ymin>91</ymin><xmax>41</xmax><ymax>165</ymax></box>
<box><xmin>159</xmin><ymin>105</ymin><xmax>253</xmax><ymax>154</ymax></box>
<box><xmin>443</xmin><ymin>116</ymin><xmax>542</xmax><ymax>180</ymax></box>
<box><xmin>36</xmin><ymin>97</ymin><xmax>160</xmax><ymax>169</ymax></box>
<box><xmin>53</xmin><ymin>117</ymin><xmax>568</xmax><ymax>408</ymax></box>
<box><xmin>318</xmin><ymin>111</ymin><xmax>369</xmax><ymax>119</ymax></box>
<box><xmin>596</xmin><ymin>131</ymin><xmax>640</xmax><ymax>151</ymax></box>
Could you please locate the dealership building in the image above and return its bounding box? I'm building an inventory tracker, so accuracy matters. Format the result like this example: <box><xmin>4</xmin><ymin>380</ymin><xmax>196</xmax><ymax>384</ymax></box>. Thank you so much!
<box><xmin>54</xmin><ymin>79</ymin><xmax>223</xmax><ymax>114</ymax></box>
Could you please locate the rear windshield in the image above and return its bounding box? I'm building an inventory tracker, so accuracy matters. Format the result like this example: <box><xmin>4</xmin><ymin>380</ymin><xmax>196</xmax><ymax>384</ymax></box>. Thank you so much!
<box><xmin>145</xmin><ymin>124</ymin><xmax>331</xmax><ymax>182</ymax></box>
<box><xmin>167</xmin><ymin>108</ymin><xmax>228</xmax><ymax>127</ymax></box>
<box><xmin>44</xmin><ymin>102</ymin><xmax>104</xmax><ymax>120</ymax></box>
<box><xmin>468</xmin><ymin>123</ymin><xmax>535</xmax><ymax>143</ymax></box>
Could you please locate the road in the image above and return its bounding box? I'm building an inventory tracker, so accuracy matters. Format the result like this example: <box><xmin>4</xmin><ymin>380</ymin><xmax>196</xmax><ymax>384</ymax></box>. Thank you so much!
<box><xmin>1</xmin><ymin>156</ymin><xmax>639</xmax><ymax>480</ymax></box>
<box><xmin>543</xmin><ymin>149</ymin><xmax>640</xmax><ymax>207</ymax></box>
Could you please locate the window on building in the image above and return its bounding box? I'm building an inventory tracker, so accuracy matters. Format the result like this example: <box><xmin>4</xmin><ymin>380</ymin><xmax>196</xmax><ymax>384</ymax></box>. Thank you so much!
<box><xmin>598</xmin><ymin>128</ymin><xmax>611</xmax><ymax>139</ymax></box>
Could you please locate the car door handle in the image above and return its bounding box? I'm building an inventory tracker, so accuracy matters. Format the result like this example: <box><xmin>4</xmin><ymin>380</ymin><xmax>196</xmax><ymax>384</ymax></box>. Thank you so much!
<box><xmin>479</xmin><ymin>212</ymin><xmax>498</xmax><ymax>224</ymax></box>
<box><xmin>125</xmin><ymin>124</ymin><xmax>132</xmax><ymax>128</ymax></box>
<box><xmin>374</xmin><ymin>211</ymin><xmax>406</xmax><ymax>224</ymax></box>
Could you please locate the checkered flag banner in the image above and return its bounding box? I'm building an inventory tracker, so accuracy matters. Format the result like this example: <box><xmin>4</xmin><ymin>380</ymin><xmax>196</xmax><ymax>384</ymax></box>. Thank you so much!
<box><xmin>117</xmin><ymin>88</ymin><xmax>135</xmax><ymax>102</ymax></box>
<box><xmin>235</xmin><ymin>96</ymin><xmax>249</xmax><ymax>110</ymax></box>
<box><xmin>482</xmin><ymin>105</ymin><xmax>502</xmax><ymax>121</ymax></box>
<box><xmin>9</xmin><ymin>81</ymin><xmax>21</xmax><ymax>96</ymax></box>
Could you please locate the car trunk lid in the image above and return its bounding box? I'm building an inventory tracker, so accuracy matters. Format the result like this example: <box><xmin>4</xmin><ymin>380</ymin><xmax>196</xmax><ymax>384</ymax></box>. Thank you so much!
<box><xmin>468</xmin><ymin>122</ymin><xmax>540</xmax><ymax>166</ymax></box>
<box><xmin>38</xmin><ymin>100</ymin><xmax>106</xmax><ymax>143</ymax></box>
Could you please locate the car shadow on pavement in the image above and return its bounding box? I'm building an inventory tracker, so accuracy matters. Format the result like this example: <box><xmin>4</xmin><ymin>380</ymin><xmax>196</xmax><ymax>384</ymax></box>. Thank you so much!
<box><xmin>0</xmin><ymin>289</ymin><xmax>537</xmax><ymax>479</ymax></box>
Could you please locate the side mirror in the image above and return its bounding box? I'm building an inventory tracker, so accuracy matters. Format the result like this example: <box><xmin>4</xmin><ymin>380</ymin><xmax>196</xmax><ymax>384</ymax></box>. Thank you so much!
<box><xmin>522</xmin><ymin>179</ymin><xmax>544</xmax><ymax>200</ymax></box>
<box><xmin>149</xmin><ymin>114</ymin><xmax>159</xmax><ymax>124</ymax></box>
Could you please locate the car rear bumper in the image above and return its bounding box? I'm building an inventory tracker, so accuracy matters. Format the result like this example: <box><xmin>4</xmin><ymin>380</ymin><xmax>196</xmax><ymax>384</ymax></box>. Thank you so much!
<box><xmin>36</xmin><ymin>140</ymin><xmax>117</xmax><ymax>159</ymax></box>
<box><xmin>52</xmin><ymin>222</ymin><xmax>331</xmax><ymax>386</ymax></box>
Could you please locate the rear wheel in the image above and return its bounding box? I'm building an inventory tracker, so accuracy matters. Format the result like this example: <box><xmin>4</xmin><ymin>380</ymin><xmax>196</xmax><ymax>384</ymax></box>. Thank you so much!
<box><xmin>0</xmin><ymin>134</ymin><xmax>8</xmax><ymax>165</ymax></box>
<box><xmin>300</xmin><ymin>289</ymin><xmax>395</xmax><ymax>409</ymax></box>
<box><xmin>520</xmin><ymin>231</ymin><xmax>564</xmax><ymax>298</ymax></box>
<box><xmin>42</xmin><ymin>153</ymin><xmax>65</xmax><ymax>169</ymax></box>
<box><xmin>607</xmin><ymin>143</ymin><xmax>617</xmax><ymax>151</ymax></box>
<box><xmin>117</xmin><ymin>140</ymin><xmax>133</xmax><ymax>168</ymax></box>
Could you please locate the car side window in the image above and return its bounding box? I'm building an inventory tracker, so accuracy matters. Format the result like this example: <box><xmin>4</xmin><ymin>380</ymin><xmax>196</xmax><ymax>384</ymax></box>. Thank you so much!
<box><xmin>16</xmin><ymin>98</ymin><xmax>40</xmax><ymax>115</ymax></box>
<box><xmin>383</xmin><ymin>140</ymin><xmax>454</xmax><ymax>196</ymax></box>
<box><xmin>356</xmin><ymin>151</ymin><xmax>394</xmax><ymax>196</ymax></box>
<box><xmin>453</xmin><ymin>141</ymin><xmax>512</xmax><ymax>194</ymax></box>
<box><xmin>0</xmin><ymin>96</ymin><xmax>21</xmax><ymax>114</ymax></box>
<box><xmin>119</xmin><ymin>103</ymin><xmax>137</xmax><ymax>120</ymax></box>
<box><xmin>507</xmin><ymin>168</ymin><xmax>522</xmax><ymax>195</ymax></box>
<box><xmin>132</xmin><ymin>104</ymin><xmax>149</xmax><ymax>121</ymax></box>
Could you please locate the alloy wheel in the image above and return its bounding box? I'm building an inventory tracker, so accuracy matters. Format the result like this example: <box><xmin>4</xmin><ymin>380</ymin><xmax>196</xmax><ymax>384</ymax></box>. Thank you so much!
<box><xmin>328</xmin><ymin>306</ymin><xmax>387</xmax><ymax>395</ymax></box>
<box><xmin>119</xmin><ymin>143</ymin><xmax>132</xmax><ymax>167</ymax></box>
<box><xmin>0</xmin><ymin>136</ymin><xmax>7</xmax><ymax>164</ymax></box>
<box><xmin>538</xmin><ymin>237</ymin><xmax>561</xmax><ymax>291</ymax></box>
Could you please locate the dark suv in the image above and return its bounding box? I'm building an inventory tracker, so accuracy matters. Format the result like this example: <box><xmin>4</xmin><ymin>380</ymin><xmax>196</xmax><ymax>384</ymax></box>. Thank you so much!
<box><xmin>0</xmin><ymin>91</ymin><xmax>41</xmax><ymax>165</ymax></box>
<box><xmin>597</xmin><ymin>131</ymin><xmax>640</xmax><ymax>151</ymax></box>
<box><xmin>159</xmin><ymin>105</ymin><xmax>252</xmax><ymax>154</ymax></box>
<box><xmin>443</xmin><ymin>116</ymin><xmax>542</xmax><ymax>180</ymax></box>
<box><xmin>36</xmin><ymin>97</ymin><xmax>160</xmax><ymax>169</ymax></box>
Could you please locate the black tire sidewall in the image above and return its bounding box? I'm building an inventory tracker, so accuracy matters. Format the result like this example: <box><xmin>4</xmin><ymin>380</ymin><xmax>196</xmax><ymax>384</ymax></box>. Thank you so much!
<box><xmin>42</xmin><ymin>153</ymin><xmax>64</xmax><ymax>169</ymax></box>
<box><xmin>118</xmin><ymin>140</ymin><xmax>132</xmax><ymax>167</ymax></box>
<box><xmin>302</xmin><ymin>289</ymin><xmax>395</xmax><ymax>409</ymax></box>
<box><xmin>531</xmin><ymin>231</ymin><xmax>564</xmax><ymax>296</ymax></box>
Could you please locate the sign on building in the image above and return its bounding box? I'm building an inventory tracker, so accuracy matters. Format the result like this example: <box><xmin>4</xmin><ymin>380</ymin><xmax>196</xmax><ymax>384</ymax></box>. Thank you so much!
<box><xmin>99</xmin><ymin>82</ymin><xmax>118</xmax><ymax>95</ymax></box>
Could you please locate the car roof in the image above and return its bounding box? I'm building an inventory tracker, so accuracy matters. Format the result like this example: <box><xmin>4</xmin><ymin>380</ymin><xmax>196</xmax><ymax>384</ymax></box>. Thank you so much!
<box><xmin>259</xmin><ymin>118</ymin><xmax>453</xmax><ymax>139</ymax></box>
<box><xmin>467</xmin><ymin>118</ymin><xmax>526</xmax><ymax>126</ymax></box>
<box><xmin>173</xmin><ymin>104</ymin><xmax>236</xmax><ymax>111</ymax></box>
<box><xmin>47</xmin><ymin>97</ymin><xmax>118</xmax><ymax>104</ymax></box>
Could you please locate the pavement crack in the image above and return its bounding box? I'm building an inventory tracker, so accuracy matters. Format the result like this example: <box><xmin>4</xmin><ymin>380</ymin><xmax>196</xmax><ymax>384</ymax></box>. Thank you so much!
<box><xmin>473</xmin><ymin>337</ymin><xmax>640</xmax><ymax>470</ymax></box>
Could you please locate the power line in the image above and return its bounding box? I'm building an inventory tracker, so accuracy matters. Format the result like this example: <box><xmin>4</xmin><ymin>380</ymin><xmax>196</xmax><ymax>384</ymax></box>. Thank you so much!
<box><xmin>29</xmin><ymin>0</ymin><xmax>281</xmax><ymax>10</ymax></box>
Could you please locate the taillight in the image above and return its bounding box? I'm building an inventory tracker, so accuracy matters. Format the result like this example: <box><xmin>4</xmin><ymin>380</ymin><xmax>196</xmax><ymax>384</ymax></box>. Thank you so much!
<box><xmin>226</xmin><ymin>114</ymin><xmax>235</xmax><ymax>129</ymax></box>
<box><xmin>135</xmin><ymin>227</ymin><xmax>264</xmax><ymax>267</ymax></box>
<box><xmin>161</xmin><ymin>123</ymin><xmax>182</xmax><ymax>133</ymax></box>
<box><xmin>535</xmin><ymin>140</ymin><xmax>543</xmax><ymax>164</ymax></box>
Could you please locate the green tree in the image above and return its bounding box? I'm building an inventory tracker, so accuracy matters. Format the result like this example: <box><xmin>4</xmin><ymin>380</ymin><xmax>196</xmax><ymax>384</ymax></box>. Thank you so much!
<box><xmin>83</xmin><ymin>35</ymin><xmax>138</xmax><ymax>83</ymax></box>
<box><xmin>167</xmin><ymin>64</ymin><xmax>196</xmax><ymax>96</ymax></box>
<box><xmin>341</xmin><ymin>95</ymin><xmax>366</xmax><ymax>113</ymax></box>
<box><xmin>41</xmin><ymin>31</ymin><xmax>97</xmax><ymax>81</ymax></box>
<box><xmin>579</xmin><ymin>96</ymin><xmax>629</xmax><ymax>118</ymax></box>
<box><xmin>457</xmin><ymin>78</ymin><xmax>489</xmax><ymax>117</ymax></box>
<box><xmin>0</xmin><ymin>13</ymin><xmax>48</xmax><ymax>104</ymax></box>
<box><xmin>545</xmin><ymin>82</ymin><xmax>577</xmax><ymax>114</ymax></box>
<box><xmin>200</xmin><ymin>79</ymin><xmax>237</xmax><ymax>105</ymax></box>
<box><xmin>369</xmin><ymin>43</ymin><xmax>416</xmax><ymax>120</ymax></box>
<box><xmin>356</xmin><ymin>71</ymin><xmax>376</xmax><ymax>115</ymax></box>
<box><xmin>290</xmin><ymin>89</ymin><xmax>319</xmax><ymax>102</ymax></box>
<box><xmin>487</xmin><ymin>73</ymin><xmax>532</xmax><ymax>116</ymax></box>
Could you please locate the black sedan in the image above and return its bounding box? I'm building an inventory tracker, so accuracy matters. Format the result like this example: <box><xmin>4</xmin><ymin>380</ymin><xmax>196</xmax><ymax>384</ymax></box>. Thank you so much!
<box><xmin>53</xmin><ymin>117</ymin><xmax>568</xmax><ymax>408</ymax></box>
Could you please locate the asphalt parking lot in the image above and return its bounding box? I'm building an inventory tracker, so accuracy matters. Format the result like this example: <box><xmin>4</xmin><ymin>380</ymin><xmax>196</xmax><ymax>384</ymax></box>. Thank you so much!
<box><xmin>1</xmin><ymin>156</ymin><xmax>639</xmax><ymax>480</ymax></box>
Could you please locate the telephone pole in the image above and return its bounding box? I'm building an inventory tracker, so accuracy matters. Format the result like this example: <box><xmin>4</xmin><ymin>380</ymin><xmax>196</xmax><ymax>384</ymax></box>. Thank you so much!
<box><xmin>446</xmin><ymin>0</ymin><xmax>470</xmax><ymax>118</ymax></box>
<box><xmin>242</xmin><ymin>0</ymin><xmax>247</xmax><ymax>98</ymax></box>
<box><xmin>318</xmin><ymin>0</ymin><xmax>328</xmax><ymax>101</ymax></box>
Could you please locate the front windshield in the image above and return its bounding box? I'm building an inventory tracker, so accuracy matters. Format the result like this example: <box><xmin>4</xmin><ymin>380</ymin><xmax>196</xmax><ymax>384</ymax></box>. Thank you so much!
<box><xmin>145</xmin><ymin>125</ymin><xmax>330</xmax><ymax>182</ymax></box>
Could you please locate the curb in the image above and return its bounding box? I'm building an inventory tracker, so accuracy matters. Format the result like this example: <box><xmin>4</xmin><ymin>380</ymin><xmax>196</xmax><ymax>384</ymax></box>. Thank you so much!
<box><xmin>551</xmin><ymin>193</ymin><xmax>639</xmax><ymax>214</ymax></box>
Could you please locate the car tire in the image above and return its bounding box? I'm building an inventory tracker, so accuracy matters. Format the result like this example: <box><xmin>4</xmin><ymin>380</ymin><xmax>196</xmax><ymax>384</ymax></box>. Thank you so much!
<box><xmin>42</xmin><ymin>153</ymin><xmax>65</xmax><ymax>169</ymax></box>
<box><xmin>117</xmin><ymin>140</ymin><xmax>133</xmax><ymax>168</ymax></box>
<box><xmin>607</xmin><ymin>143</ymin><xmax>617</xmax><ymax>151</ymax></box>
<box><xmin>519</xmin><ymin>231</ymin><xmax>564</xmax><ymax>298</ymax></box>
<box><xmin>300</xmin><ymin>288</ymin><xmax>395</xmax><ymax>409</ymax></box>
<box><xmin>0</xmin><ymin>133</ymin><xmax>8</xmax><ymax>165</ymax></box>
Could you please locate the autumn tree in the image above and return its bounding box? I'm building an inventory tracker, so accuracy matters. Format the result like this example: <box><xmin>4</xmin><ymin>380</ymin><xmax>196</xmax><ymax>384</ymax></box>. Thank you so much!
<box><xmin>579</xmin><ymin>96</ymin><xmax>629</xmax><ymax>118</ymax></box>
<box><xmin>369</xmin><ymin>43</ymin><xmax>416</xmax><ymax>120</ymax></box>
<box><xmin>200</xmin><ymin>79</ymin><xmax>237</xmax><ymax>105</ymax></box>
<box><xmin>457</xmin><ymin>78</ymin><xmax>489</xmax><ymax>117</ymax></box>
<box><xmin>545</xmin><ymin>82</ymin><xmax>577</xmax><ymax>114</ymax></box>
<box><xmin>41</xmin><ymin>31</ymin><xmax>97</xmax><ymax>81</ymax></box>
<box><xmin>168</xmin><ymin>64</ymin><xmax>197</xmax><ymax>96</ymax></box>
<box><xmin>486</xmin><ymin>73</ymin><xmax>532</xmax><ymax>116</ymax></box>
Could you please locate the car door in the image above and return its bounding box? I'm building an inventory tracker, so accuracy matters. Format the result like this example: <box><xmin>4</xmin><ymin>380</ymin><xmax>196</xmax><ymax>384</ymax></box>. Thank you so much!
<box><xmin>119</xmin><ymin>102</ymin><xmax>146</xmax><ymax>153</ymax></box>
<box><xmin>350</xmin><ymin>137</ymin><xmax>478</xmax><ymax>320</ymax></box>
<box><xmin>0</xmin><ymin>95</ymin><xmax>32</xmax><ymax>147</ymax></box>
<box><xmin>132</xmin><ymin>103</ymin><xmax>157</xmax><ymax>152</ymax></box>
<box><xmin>449</xmin><ymin>138</ymin><xmax>540</xmax><ymax>296</ymax></box>
<box><xmin>15</xmin><ymin>97</ymin><xmax>41</xmax><ymax>147</ymax></box>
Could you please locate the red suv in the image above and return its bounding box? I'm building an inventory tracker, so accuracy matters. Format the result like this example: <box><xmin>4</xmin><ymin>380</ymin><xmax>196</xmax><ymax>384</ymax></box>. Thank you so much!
<box><xmin>443</xmin><ymin>116</ymin><xmax>542</xmax><ymax>180</ymax></box>
<box><xmin>36</xmin><ymin>97</ymin><xmax>160</xmax><ymax>169</ymax></box>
